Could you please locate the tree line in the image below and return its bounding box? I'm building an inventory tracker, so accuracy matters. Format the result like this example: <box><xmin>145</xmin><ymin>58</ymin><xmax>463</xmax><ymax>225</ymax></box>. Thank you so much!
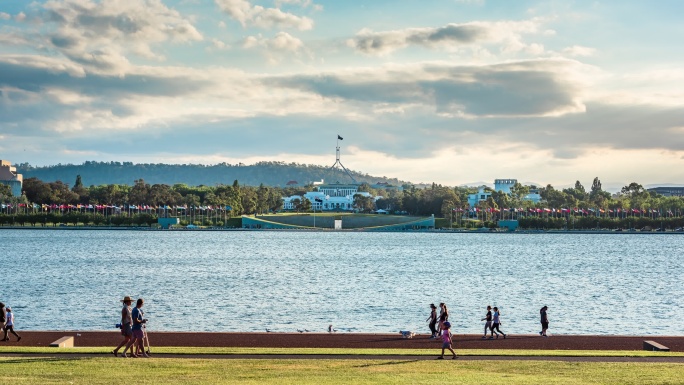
<box><xmin>3</xmin><ymin>174</ymin><xmax>684</xmax><ymax>223</ymax></box>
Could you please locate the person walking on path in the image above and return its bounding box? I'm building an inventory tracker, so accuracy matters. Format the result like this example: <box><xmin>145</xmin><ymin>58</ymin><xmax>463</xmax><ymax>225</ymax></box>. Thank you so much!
<box><xmin>490</xmin><ymin>307</ymin><xmax>506</xmax><ymax>339</ymax></box>
<box><xmin>426</xmin><ymin>304</ymin><xmax>438</xmax><ymax>338</ymax></box>
<box><xmin>0</xmin><ymin>303</ymin><xmax>5</xmax><ymax>337</ymax></box>
<box><xmin>480</xmin><ymin>306</ymin><xmax>493</xmax><ymax>339</ymax></box>
<box><xmin>122</xmin><ymin>298</ymin><xmax>148</xmax><ymax>358</ymax></box>
<box><xmin>2</xmin><ymin>307</ymin><xmax>21</xmax><ymax>341</ymax></box>
<box><xmin>540</xmin><ymin>306</ymin><xmax>549</xmax><ymax>337</ymax></box>
<box><xmin>438</xmin><ymin>303</ymin><xmax>449</xmax><ymax>334</ymax></box>
<box><xmin>112</xmin><ymin>296</ymin><xmax>133</xmax><ymax>356</ymax></box>
<box><xmin>437</xmin><ymin>321</ymin><xmax>457</xmax><ymax>360</ymax></box>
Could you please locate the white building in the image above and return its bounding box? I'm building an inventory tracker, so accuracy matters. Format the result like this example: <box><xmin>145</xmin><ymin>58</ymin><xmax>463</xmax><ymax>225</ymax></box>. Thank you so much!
<box><xmin>282</xmin><ymin>182</ymin><xmax>374</xmax><ymax>212</ymax></box>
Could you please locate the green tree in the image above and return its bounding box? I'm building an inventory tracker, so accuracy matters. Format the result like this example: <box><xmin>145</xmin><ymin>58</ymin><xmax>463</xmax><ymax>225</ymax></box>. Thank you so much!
<box><xmin>72</xmin><ymin>175</ymin><xmax>89</xmax><ymax>203</ymax></box>
<box><xmin>353</xmin><ymin>194</ymin><xmax>375</xmax><ymax>213</ymax></box>
<box><xmin>589</xmin><ymin>177</ymin><xmax>611</xmax><ymax>206</ymax></box>
<box><xmin>0</xmin><ymin>184</ymin><xmax>12</xmax><ymax>202</ymax></box>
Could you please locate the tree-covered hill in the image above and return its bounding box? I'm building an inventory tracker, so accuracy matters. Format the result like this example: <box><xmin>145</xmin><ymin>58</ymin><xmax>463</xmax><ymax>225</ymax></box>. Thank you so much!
<box><xmin>15</xmin><ymin>161</ymin><xmax>406</xmax><ymax>187</ymax></box>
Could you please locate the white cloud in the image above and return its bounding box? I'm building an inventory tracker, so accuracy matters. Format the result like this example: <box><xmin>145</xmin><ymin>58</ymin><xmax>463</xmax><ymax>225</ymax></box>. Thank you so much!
<box><xmin>243</xmin><ymin>32</ymin><xmax>306</xmax><ymax>63</ymax></box>
<box><xmin>209</xmin><ymin>38</ymin><xmax>230</xmax><ymax>51</ymax></box>
<box><xmin>562</xmin><ymin>45</ymin><xmax>596</xmax><ymax>57</ymax></box>
<box><xmin>215</xmin><ymin>0</ymin><xmax>313</xmax><ymax>30</ymax></box>
<box><xmin>15</xmin><ymin>12</ymin><xmax>26</xmax><ymax>22</ymax></box>
<box><xmin>0</xmin><ymin>12</ymin><xmax>11</xmax><ymax>20</ymax></box>
<box><xmin>275</xmin><ymin>0</ymin><xmax>323</xmax><ymax>11</ymax></box>
<box><xmin>348</xmin><ymin>19</ymin><xmax>546</xmax><ymax>55</ymax></box>
<box><xmin>31</xmin><ymin>0</ymin><xmax>203</xmax><ymax>75</ymax></box>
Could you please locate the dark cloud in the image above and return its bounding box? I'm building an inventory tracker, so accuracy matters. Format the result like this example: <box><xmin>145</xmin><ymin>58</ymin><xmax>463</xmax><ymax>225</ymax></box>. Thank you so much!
<box><xmin>0</xmin><ymin>59</ymin><xmax>211</xmax><ymax>98</ymax></box>
<box><xmin>267</xmin><ymin>60</ymin><xmax>583</xmax><ymax>117</ymax></box>
<box><xmin>350</xmin><ymin>21</ymin><xmax>539</xmax><ymax>55</ymax></box>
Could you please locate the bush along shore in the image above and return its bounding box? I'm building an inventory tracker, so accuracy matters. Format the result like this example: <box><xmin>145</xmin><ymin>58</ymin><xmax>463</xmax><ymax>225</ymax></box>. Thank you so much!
<box><xmin>0</xmin><ymin>212</ymin><xmax>242</xmax><ymax>228</ymax></box>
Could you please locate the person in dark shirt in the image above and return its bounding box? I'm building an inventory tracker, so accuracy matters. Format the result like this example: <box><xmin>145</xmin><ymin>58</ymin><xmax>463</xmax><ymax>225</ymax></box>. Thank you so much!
<box><xmin>480</xmin><ymin>306</ymin><xmax>493</xmax><ymax>339</ymax></box>
<box><xmin>540</xmin><ymin>306</ymin><xmax>549</xmax><ymax>337</ymax></box>
<box><xmin>426</xmin><ymin>304</ymin><xmax>438</xmax><ymax>338</ymax></box>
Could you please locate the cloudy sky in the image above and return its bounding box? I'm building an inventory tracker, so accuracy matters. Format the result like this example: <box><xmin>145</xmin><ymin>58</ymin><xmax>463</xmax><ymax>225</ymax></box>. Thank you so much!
<box><xmin>1</xmin><ymin>0</ymin><xmax>683</xmax><ymax>188</ymax></box>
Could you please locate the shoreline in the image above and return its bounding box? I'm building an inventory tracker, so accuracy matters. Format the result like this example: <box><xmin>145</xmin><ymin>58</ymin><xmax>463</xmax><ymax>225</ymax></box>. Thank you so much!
<box><xmin>7</xmin><ymin>332</ymin><xmax>684</xmax><ymax>352</ymax></box>
<box><xmin>1</xmin><ymin>226</ymin><xmax>683</xmax><ymax>234</ymax></box>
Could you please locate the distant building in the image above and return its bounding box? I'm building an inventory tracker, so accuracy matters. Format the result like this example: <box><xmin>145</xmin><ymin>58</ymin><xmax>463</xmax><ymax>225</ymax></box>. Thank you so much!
<box><xmin>648</xmin><ymin>186</ymin><xmax>684</xmax><ymax>197</ymax></box>
<box><xmin>494</xmin><ymin>179</ymin><xmax>517</xmax><ymax>194</ymax></box>
<box><xmin>468</xmin><ymin>179</ymin><xmax>542</xmax><ymax>207</ymax></box>
<box><xmin>0</xmin><ymin>160</ymin><xmax>22</xmax><ymax>197</ymax></box>
<box><xmin>467</xmin><ymin>185</ymin><xmax>491</xmax><ymax>207</ymax></box>
<box><xmin>282</xmin><ymin>181</ymin><xmax>374</xmax><ymax>212</ymax></box>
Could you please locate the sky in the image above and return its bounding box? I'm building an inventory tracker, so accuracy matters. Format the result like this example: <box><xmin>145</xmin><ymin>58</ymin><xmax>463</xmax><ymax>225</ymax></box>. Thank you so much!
<box><xmin>0</xmin><ymin>0</ymin><xmax>683</xmax><ymax>189</ymax></box>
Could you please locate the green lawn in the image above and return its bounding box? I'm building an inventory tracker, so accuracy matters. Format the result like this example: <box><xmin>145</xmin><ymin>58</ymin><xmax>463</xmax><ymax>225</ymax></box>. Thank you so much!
<box><xmin>0</xmin><ymin>346</ymin><xmax>682</xmax><ymax>357</ymax></box>
<box><xmin>0</xmin><ymin>357</ymin><xmax>682</xmax><ymax>385</ymax></box>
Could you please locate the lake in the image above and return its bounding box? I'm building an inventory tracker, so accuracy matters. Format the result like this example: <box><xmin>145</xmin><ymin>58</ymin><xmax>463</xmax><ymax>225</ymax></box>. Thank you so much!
<box><xmin>1</xmin><ymin>229</ymin><xmax>682</xmax><ymax>335</ymax></box>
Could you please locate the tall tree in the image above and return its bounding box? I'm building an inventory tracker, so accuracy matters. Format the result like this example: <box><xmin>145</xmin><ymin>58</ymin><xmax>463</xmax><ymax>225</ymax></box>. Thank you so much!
<box><xmin>589</xmin><ymin>177</ymin><xmax>610</xmax><ymax>206</ymax></box>
<box><xmin>72</xmin><ymin>175</ymin><xmax>89</xmax><ymax>203</ymax></box>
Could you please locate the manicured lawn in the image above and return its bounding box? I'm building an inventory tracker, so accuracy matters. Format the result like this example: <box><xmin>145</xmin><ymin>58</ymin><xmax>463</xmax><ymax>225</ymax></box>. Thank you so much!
<box><xmin>0</xmin><ymin>357</ymin><xmax>682</xmax><ymax>384</ymax></box>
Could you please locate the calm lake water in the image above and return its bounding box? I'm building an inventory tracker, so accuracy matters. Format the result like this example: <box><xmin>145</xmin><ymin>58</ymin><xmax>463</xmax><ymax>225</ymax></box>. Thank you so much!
<box><xmin>1</xmin><ymin>230</ymin><xmax>682</xmax><ymax>335</ymax></box>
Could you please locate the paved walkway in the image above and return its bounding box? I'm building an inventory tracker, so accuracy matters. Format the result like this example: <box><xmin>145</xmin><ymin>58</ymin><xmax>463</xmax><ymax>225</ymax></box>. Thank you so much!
<box><xmin>15</xmin><ymin>332</ymin><xmax>684</xmax><ymax>351</ymax></box>
<box><xmin>2</xmin><ymin>353</ymin><xmax>683</xmax><ymax>363</ymax></box>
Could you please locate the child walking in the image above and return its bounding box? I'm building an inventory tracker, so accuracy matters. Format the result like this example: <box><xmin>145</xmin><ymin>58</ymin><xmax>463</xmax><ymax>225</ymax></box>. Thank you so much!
<box><xmin>437</xmin><ymin>321</ymin><xmax>457</xmax><ymax>360</ymax></box>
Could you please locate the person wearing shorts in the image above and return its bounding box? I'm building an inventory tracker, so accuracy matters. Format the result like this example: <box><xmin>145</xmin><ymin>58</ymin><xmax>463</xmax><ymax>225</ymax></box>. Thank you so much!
<box><xmin>480</xmin><ymin>306</ymin><xmax>493</xmax><ymax>339</ymax></box>
<box><xmin>112</xmin><ymin>296</ymin><xmax>133</xmax><ymax>356</ymax></box>
<box><xmin>540</xmin><ymin>306</ymin><xmax>549</xmax><ymax>337</ymax></box>
<box><xmin>2</xmin><ymin>307</ymin><xmax>21</xmax><ymax>341</ymax></box>
<box><xmin>122</xmin><ymin>298</ymin><xmax>148</xmax><ymax>358</ymax></box>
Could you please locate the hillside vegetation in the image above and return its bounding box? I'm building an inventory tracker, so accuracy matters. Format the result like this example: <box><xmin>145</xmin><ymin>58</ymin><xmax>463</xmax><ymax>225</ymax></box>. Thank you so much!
<box><xmin>15</xmin><ymin>161</ymin><xmax>405</xmax><ymax>187</ymax></box>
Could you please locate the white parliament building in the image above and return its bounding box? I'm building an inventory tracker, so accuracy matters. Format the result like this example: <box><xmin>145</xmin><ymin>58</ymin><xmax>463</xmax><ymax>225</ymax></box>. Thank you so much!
<box><xmin>282</xmin><ymin>182</ymin><xmax>375</xmax><ymax>212</ymax></box>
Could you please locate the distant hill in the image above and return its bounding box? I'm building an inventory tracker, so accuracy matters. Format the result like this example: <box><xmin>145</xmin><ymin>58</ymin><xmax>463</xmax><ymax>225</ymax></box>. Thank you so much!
<box><xmin>15</xmin><ymin>161</ymin><xmax>407</xmax><ymax>188</ymax></box>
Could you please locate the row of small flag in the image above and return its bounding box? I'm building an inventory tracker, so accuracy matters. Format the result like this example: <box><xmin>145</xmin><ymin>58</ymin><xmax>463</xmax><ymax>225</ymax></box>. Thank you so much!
<box><xmin>0</xmin><ymin>204</ymin><xmax>233</xmax><ymax>211</ymax></box>
<box><xmin>454</xmin><ymin>207</ymin><xmax>678</xmax><ymax>215</ymax></box>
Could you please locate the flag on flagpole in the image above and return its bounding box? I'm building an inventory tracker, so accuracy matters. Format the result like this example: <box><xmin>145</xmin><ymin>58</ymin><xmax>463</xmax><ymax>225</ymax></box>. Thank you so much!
<box><xmin>337</xmin><ymin>135</ymin><xmax>343</xmax><ymax>140</ymax></box>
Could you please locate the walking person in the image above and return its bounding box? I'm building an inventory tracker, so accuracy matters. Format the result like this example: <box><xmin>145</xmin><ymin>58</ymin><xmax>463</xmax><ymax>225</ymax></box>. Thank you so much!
<box><xmin>0</xmin><ymin>303</ymin><xmax>5</xmax><ymax>340</ymax></box>
<box><xmin>490</xmin><ymin>306</ymin><xmax>506</xmax><ymax>339</ymax></box>
<box><xmin>540</xmin><ymin>306</ymin><xmax>549</xmax><ymax>337</ymax></box>
<box><xmin>438</xmin><ymin>303</ymin><xmax>449</xmax><ymax>334</ymax></box>
<box><xmin>2</xmin><ymin>307</ymin><xmax>21</xmax><ymax>342</ymax></box>
<box><xmin>437</xmin><ymin>321</ymin><xmax>457</xmax><ymax>360</ymax></box>
<box><xmin>122</xmin><ymin>298</ymin><xmax>148</xmax><ymax>358</ymax></box>
<box><xmin>112</xmin><ymin>296</ymin><xmax>133</xmax><ymax>356</ymax></box>
<box><xmin>426</xmin><ymin>304</ymin><xmax>438</xmax><ymax>338</ymax></box>
<box><xmin>480</xmin><ymin>305</ymin><xmax>493</xmax><ymax>339</ymax></box>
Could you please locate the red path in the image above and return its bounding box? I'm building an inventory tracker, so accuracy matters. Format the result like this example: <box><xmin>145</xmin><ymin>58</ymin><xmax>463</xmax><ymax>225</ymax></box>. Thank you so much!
<box><xmin>7</xmin><ymin>331</ymin><xmax>684</xmax><ymax>352</ymax></box>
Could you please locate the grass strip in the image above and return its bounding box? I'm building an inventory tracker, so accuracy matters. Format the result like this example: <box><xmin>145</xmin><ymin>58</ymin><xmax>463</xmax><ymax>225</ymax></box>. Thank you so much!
<box><xmin>0</xmin><ymin>357</ymin><xmax>682</xmax><ymax>385</ymax></box>
<box><xmin>0</xmin><ymin>346</ymin><xmax>682</xmax><ymax>357</ymax></box>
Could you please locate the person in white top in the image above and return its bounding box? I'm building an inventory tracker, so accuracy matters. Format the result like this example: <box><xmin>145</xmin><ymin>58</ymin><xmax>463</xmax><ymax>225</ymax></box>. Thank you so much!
<box><xmin>2</xmin><ymin>307</ymin><xmax>21</xmax><ymax>342</ymax></box>
<box><xmin>112</xmin><ymin>296</ymin><xmax>133</xmax><ymax>356</ymax></box>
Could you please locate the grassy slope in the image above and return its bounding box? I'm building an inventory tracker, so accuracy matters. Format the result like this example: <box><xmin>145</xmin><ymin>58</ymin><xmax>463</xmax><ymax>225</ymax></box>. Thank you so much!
<box><xmin>0</xmin><ymin>357</ymin><xmax>682</xmax><ymax>385</ymax></box>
